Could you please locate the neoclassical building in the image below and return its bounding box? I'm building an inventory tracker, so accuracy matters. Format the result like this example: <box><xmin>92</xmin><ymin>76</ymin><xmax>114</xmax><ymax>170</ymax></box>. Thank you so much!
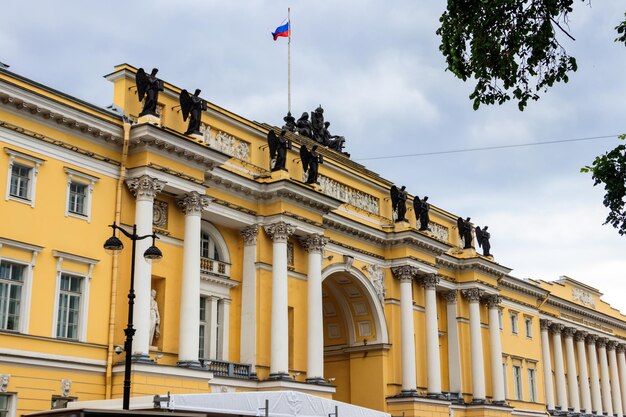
<box><xmin>1</xmin><ymin>63</ymin><xmax>626</xmax><ymax>417</ymax></box>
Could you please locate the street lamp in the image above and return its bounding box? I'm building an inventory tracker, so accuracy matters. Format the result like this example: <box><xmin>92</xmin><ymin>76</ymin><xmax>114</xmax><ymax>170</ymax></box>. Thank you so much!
<box><xmin>103</xmin><ymin>222</ymin><xmax>163</xmax><ymax>410</ymax></box>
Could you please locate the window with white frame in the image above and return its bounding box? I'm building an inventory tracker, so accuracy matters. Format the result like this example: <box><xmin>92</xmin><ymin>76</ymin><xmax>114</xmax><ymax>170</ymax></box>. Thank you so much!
<box><xmin>64</xmin><ymin>168</ymin><xmax>97</xmax><ymax>222</ymax></box>
<box><xmin>0</xmin><ymin>237</ymin><xmax>42</xmax><ymax>334</ymax></box>
<box><xmin>200</xmin><ymin>231</ymin><xmax>221</xmax><ymax>261</ymax></box>
<box><xmin>513</xmin><ymin>364</ymin><xmax>523</xmax><ymax>400</ymax></box>
<box><xmin>5</xmin><ymin>148</ymin><xmax>44</xmax><ymax>207</ymax></box>
<box><xmin>511</xmin><ymin>312</ymin><xmax>518</xmax><ymax>334</ymax></box>
<box><xmin>0</xmin><ymin>393</ymin><xmax>16</xmax><ymax>417</ymax></box>
<box><xmin>52</xmin><ymin>251</ymin><xmax>98</xmax><ymax>342</ymax></box>
<box><xmin>525</xmin><ymin>316</ymin><xmax>533</xmax><ymax>338</ymax></box>
<box><xmin>198</xmin><ymin>296</ymin><xmax>224</xmax><ymax>360</ymax></box>
<box><xmin>528</xmin><ymin>367</ymin><xmax>537</xmax><ymax>402</ymax></box>
<box><xmin>0</xmin><ymin>261</ymin><xmax>25</xmax><ymax>331</ymax></box>
<box><xmin>55</xmin><ymin>273</ymin><xmax>83</xmax><ymax>339</ymax></box>
<box><xmin>502</xmin><ymin>362</ymin><xmax>509</xmax><ymax>399</ymax></box>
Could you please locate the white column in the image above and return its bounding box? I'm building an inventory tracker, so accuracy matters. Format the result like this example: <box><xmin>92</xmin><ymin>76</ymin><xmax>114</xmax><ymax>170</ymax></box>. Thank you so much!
<box><xmin>392</xmin><ymin>266</ymin><xmax>417</xmax><ymax>395</ymax></box>
<box><xmin>576</xmin><ymin>331</ymin><xmax>592</xmax><ymax>414</ymax></box>
<box><xmin>487</xmin><ymin>295</ymin><xmax>505</xmax><ymax>405</ymax></box>
<box><xmin>218</xmin><ymin>299</ymin><xmax>230</xmax><ymax>361</ymax></box>
<box><xmin>423</xmin><ymin>275</ymin><xmax>442</xmax><ymax>397</ymax></box>
<box><xmin>617</xmin><ymin>345</ymin><xmax>626</xmax><ymax>416</ymax></box>
<box><xmin>598</xmin><ymin>338</ymin><xmax>613</xmax><ymax>416</ymax></box>
<box><xmin>125</xmin><ymin>175</ymin><xmax>165</xmax><ymax>359</ymax></box>
<box><xmin>239</xmin><ymin>226</ymin><xmax>259</xmax><ymax>372</ymax></box>
<box><xmin>587</xmin><ymin>334</ymin><xmax>603</xmax><ymax>415</ymax></box>
<box><xmin>608</xmin><ymin>342</ymin><xmax>623</xmax><ymax>417</ymax></box>
<box><xmin>301</xmin><ymin>234</ymin><xmax>328</xmax><ymax>384</ymax></box>
<box><xmin>264</xmin><ymin>222</ymin><xmax>295</xmax><ymax>378</ymax></box>
<box><xmin>551</xmin><ymin>324</ymin><xmax>568</xmax><ymax>411</ymax></box>
<box><xmin>445</xmin><ymin>291</ymin><xmax>463</xmax><ymax>396</ymax></box>
<box><xmin>564</xmin><ymin>327</ymin><xmax>581</xmax><ymax>413</ymax></box>
<box><xmin>462</xmin><ymin>288</ymin><xmax>486</xmax><ymax>403</ymax></box>
<box><xmin>540</xmin><ymin>320</ymin><xmax>556</xmax><ymax>411</ymax></box>
<box><xmin>207</xmin><ymin>295</ymin><xmax>219</xmax><ymax>359</ymax></box>
<box><xmin>176</xmin><ymin>192</ymin><xmax>209</xmax><ymax>366</ymax></box>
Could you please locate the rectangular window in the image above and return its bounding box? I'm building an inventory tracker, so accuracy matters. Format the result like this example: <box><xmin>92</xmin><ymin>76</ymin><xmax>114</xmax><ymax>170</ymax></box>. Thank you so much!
<box><xmin>525</xmin><ymin>317</ymin><xmax>532</xmax><ymax>338</ymax></box>
<box><xmin>51</xmin><ymin>396</ymin><xmax>75</xmax><ymax>410</ymax></box>
<box><xmin>199</xmin><ymin>296</ymin><xmax>206</xmax><ymax>359</ymax></box>
<box><xmin>0</xmin><ymin>261</ymin><xmax>25</xmax><ymax>331</ymax></box>
<box><xmin>513</xmin><ymin>365</ymin><xmax>523</xmax><ymax>400</ymax></box>
<box><xmin>0</xmin><ymin>394</ymin><xmax>13</xmax><ymax>417</ymax></box>
<box><xmin>528</xmin><ymin>368</ymin><xmax>537</xmax><ymax>402</ymax></box>
<box><xmin>503</xmin><ymin>363</ymin><xmax>509</xmax><ymax>399</ymax></box>
<box><xmin>56</xmin><ymin>274</ymin><xmax>82</xmax><ymax>339</ymax></box>
<box><xmin>9</xmin><ymin>164</ymin><xmax>30</xmax><ymax>200</ymax></box>
<box><xmin>511</xmin><ymin>313</ymin><xmax>518</xmax><ymax>334</ymax></box>
<box><xmin>68</xmin><ymin>182</ymin><xmax>87</xmax><ymax>215</ymax></box>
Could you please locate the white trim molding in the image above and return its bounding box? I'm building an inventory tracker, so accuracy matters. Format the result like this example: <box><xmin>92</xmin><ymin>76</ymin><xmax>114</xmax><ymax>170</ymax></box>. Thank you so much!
<box><xmin>63</xmin><ymin>167</ymin><xmax>99</xmax><ymax>223</ymax></box>
<box><xmin>4</xmin><ymin>147</ymin><xmax>45</xmax><ymax>208</ymax></box>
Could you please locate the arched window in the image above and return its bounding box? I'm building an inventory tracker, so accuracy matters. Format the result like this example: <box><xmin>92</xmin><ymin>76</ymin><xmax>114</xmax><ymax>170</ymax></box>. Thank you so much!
<box><xmin>200</xmin><ymin>231</ymin><xmax>221</xmax><ymax>261</ymax></box>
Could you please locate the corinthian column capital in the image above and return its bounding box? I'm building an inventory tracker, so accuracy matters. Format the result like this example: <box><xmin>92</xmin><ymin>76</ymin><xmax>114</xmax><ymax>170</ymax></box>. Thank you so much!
<box><xmin>126</xmin><ymin>175</ymin><xmax>166</xmax><ymax>201</ymax></box>
<box><xmin>550</xmin><ymin>323</ymin><xmax>565</xmax><ymax>335</ymax></box>
<box><xmin>240</xmin><ymin>225</ymin><xmax>259</xmax><ymax>245</ymax></box>
<box><xmin>300</xmin><ymin>234</ymin><xmax>329</xmax><ymax>254</ymax></box>
<box><xmin>462</xmin><ymin>288</ymin><xmax>484</xmax><ymax>303</ymax></box>
<box><xmin>421</xmin><ymin>274</ymin><xmax>440</xmax><ymax>289</ymax></box>
<box><xmin>586</xmin><ymin>334</ymin><xmax>598</xmax><ymax>345</ymax></box>
<box><xmin>177</xmin><ymin>191</ymin><xmax>210</xmax><ymax>215</ymax></box>
<box><xmin>391</xmin><ymin>265</ymin><xmax>418</xmax><ymax>282</ymax></box>
<box><xmin>264</xmin><ymin>222</ymin><xmax>296</xmax><ymax>243</ymax></box>
<box><xmin>563</xmin><ymin>327</ymin><xmax>577</xmax><ymax>338</ymax></box>
<box><xmin>540</xmin><ymin>319</ymin><xmax>553</xmax><ymax>330</ymax></box>
<box><xmin>575</xmin><ymin>331</ymin><xmax>588</xmax><ymax>342</ymax></box>
<box><xmin>443</xmin><ymin>290</ymin><xmax>457</xmax><ymax>304</ymax></box>
<box><xmin>485</xmin><ymin>294</ymin><xmax>502</xmax><ymax>309</ymax></box>
<box><xmin>596</xmin><ymin>337</ymin><xmax>608</xmax><ymax>348</ymax></box>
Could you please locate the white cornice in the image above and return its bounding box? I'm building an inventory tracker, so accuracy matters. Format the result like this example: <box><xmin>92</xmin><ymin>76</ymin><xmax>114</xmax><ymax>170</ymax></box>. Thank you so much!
<box><xmin>0</xmin><ymin>79</ymin><xmax>123</xmax><ymax>141</ymax></box>
<box><xmin>51</xmin><ymin>250</ymin><xmax>99</xmax><ymax>265</ymax></box>
<box><xmin>323</xmin><ymin>212</ymin><xmax>387</xmax><ymax>244</ymax></box>
<box><xmin>388</xmin><ymin>229</ymin><xmax>451</xmax><ymax>256</ymax></box>
<box><xmin>500</xmin><ymin>275</ymin><xmax>549</xmax><ymax>299</ymax></box>
<box><xmin>543</xmin><ymin>296</ymin><xmax>626</xmax><ymax>333</ymax></box>
<box><xmin>0</xmin><ymin>347</ymin><xmax>105</xmax><ymax>372</ymax></box>
<box><xmin>436</xmin><ymin>253</ymin><xmax>512</xmax><ymax>279</ymax></box>
<box><xmin>129</xmin><ymin>123</ymin><xmax>229</xmax><ymax>171</ymax></box>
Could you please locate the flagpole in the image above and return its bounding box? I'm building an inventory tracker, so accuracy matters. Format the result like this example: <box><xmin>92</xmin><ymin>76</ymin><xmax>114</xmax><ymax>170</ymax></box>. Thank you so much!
<box><xmin>287</xmin><ymin>7</ymin><xmax>291</xmax><ymax>114</ymax></box>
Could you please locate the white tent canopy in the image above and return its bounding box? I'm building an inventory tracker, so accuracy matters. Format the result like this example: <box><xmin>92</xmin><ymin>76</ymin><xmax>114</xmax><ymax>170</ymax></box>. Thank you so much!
<box><xmin>66</xmin><ymin>390</ymin><xmax>390</xmax><ymax>417</ymax></box>
<box><xmin>158</xmin><ymin>391</ymin><xmax>391</xmax><ymax>417</ymax></box>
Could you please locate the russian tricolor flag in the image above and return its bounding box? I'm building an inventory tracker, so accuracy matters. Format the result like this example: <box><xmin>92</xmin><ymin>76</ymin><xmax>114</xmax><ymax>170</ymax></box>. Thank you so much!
<box><xmin>272</xmin><ymin>19</ymin><xmax>290</xmax><ymax>40</ymax></box>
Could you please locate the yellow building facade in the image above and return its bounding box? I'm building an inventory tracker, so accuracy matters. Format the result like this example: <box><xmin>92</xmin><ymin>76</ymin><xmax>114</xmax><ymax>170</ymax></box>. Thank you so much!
<box><xmin>1</xmin><ymin>63</ymin><xmax>626</xmax><ymax>417</ymax></box>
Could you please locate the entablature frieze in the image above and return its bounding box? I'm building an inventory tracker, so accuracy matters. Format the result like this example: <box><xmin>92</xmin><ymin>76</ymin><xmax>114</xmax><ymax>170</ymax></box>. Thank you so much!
<box><xmin>544</xmin><ymin>296</ymin><xmax>626</xmax><ymax>333</ymax></box>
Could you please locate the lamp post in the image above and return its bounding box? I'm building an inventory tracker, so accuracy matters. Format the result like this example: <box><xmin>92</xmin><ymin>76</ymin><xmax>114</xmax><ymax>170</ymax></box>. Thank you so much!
<box><xmin>103</xmin><ymin>222</ymin><xmax>163</xmax><ymax>410</ymax></box>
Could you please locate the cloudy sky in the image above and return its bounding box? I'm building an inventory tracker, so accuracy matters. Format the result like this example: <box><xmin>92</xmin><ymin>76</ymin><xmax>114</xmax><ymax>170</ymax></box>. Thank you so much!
<box><xmin>2</xmin><ymin>1</ymin><xmax>625</xmax><ymax>311</ymax></box>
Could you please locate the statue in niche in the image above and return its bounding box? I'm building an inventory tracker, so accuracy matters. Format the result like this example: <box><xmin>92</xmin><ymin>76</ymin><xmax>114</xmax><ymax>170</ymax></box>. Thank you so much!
<box><xmin>413</xmin><ymin>195</ymin><xmax>430</xmax><ymax>231</ymax></box>
<box><xmin>136</xmin><ymin>68</ymin><xmax>164</xmax><ymax>117</ymax></box>
<box><xmin>322</xmin><ymin>121</ymin><xmax>346</xmax><ymax>152</ymax></box>
<box><xmin>267</xmin><ymin>129</ymin><xmax>290</xmax><ymax>171</ymax></box>
<box><xmin>390</xmin><ymin>185</ymin><xmax>408</xmax><ymax>222</ymax></box>
<box><xmin>282</xmin><ymin>112</ymin><xmax>296</xmax><ymax>132</ymax></box>
<box><xmin>300</xmin><ymin>144</ymin><xmax>323</xmax><ymax>184</ymax></box>
<box><xmin>149</xmin><ymin>289</ymin><xmax>161</xmax><ymax>347</ymax></box>
<box><xmin>457</xmin><ymin>217</ymin><xmax>474</xmax><ymax>249</ymax></box>
<box><xmin>179</xmin><ymin>88</ymin><xmax>207</xmax><ymax>135</ymax></box>
<box><xmin>311</xmin><ymin>105</ymin><xmax>325</xmax><ymax>143</ymax></box>
<box><xmin>475</xmin><ymin>225</ymin><xmax>491</xmax><ymax>256</ymax></box>
<box><xmin>296</xmin><ymin>112</ymin><xmax>313</xmax><ymax>138</ymax></box>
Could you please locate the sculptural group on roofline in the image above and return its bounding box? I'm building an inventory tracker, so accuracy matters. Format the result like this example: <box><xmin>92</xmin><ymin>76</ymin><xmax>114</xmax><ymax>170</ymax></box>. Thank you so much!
<box><xmin>282</xmin><ymin>105</ymin><xmax>347</xmax><ymax>155</ymax></box>
<box><xmin>388</xmin><ymin>186</ymin><xmax>494</xmax><ymax>257</ymax></box>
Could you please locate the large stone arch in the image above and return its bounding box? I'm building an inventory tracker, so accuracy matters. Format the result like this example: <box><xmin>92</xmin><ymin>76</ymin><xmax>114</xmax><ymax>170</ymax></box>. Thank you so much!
<box><xmin>321</xmin><ymin>263</ymin><xmax>389</xmax><ymax>346</ymax></box>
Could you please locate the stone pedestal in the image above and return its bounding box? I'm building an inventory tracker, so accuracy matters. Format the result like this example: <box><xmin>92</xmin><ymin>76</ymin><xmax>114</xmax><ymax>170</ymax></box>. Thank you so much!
<box><xmin>270</xmin><ymin>170</ymin><xmax>290</xmax><ymax>181</ymax></box>
<box><xmin>138</xmin><ymin>114</ymin><xmax>161</xmax><ymax>126</ymax></box>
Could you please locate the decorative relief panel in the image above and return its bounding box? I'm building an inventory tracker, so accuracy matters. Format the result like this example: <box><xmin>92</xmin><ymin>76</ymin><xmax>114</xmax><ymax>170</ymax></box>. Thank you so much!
<box><xmin>318</xmin><ymin>175</ymin><xmax>379</xmax><ymax>215</ymax></box>
<box><xmin>427</xmin><ymin>222</ymin><xmax>449</xmax><ymax>242</ymax></box>
<box><xmin>572</xmin><ymin>287</ymin><xmax>596</xmax><ymax>308</ymax></box>
<box><xmin>153</xmin><ymin>200</ymin><xmax>168</xmax><ymax>228</ymax></box>
<box><xmin>200</xmin><ymin>123</ymin><xmax>250</xmax><ymax>161</ymax></box>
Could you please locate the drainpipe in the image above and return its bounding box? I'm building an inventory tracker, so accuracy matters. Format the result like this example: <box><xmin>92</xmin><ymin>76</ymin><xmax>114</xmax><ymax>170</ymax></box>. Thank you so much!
<box><xmin>105</xmin><ymin>116</ymin><xmax>132</xmax><ymax>399</ymax></box>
